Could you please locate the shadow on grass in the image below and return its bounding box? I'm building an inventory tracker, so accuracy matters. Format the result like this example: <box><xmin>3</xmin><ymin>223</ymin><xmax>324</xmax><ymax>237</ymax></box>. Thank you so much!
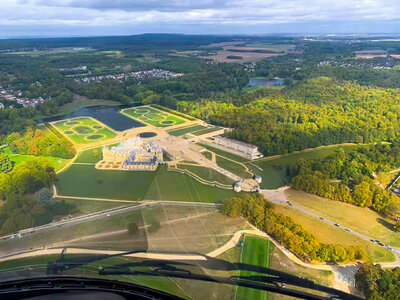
<box><xmin>377</xmin><ymin>217</ymin><xmax>395</xmax><ymax>232</ymax></box>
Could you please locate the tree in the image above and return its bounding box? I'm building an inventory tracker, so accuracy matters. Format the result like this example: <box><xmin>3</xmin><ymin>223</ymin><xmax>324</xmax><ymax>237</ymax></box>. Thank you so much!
<box><xmin>127</xmin><ymin>222</ymin><xmax>139</xmax><ymax>235</ymax></box>
<box><xmin>353</xmin><ymin>182</ymin><xmax>373</xmax><ymax>207</ymax></box>
<box><xmin>37</xmin><ymin>187</ymin><xmax>53</xmax><ymax>206</ymax></box>
<box><xmin>394</xmin><ymin>220</ymin><xmax>400</xmax><ymax>233</ymax></box>
<box><xmin>0</xmin><ymin>153</ymin><xmax>13</xmax><ymax>173</ymax></box>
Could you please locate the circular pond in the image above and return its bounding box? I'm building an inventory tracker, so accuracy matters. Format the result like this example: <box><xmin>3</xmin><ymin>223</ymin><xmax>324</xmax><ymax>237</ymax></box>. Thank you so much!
<box><xmin>92</xmin><ymin>125</ymin><xmax>103</xmax><ymax>129</ymax></box>
<box><xmin>138</xmin><ymin>132</ymin><xmax>157</xmax><ymax>138</ymax></box>
<box><xmin>65</xmin><ymin>121</ymin><xmax>79</xmax><ymax>126</ymax></box>
<box><xmin>74</xmin><ymin>126</ymin><xmax>94</xmax><ymax>134</ymax></box>
<box><xmin>160</xmin><ymin>120</ymin><xmax>174</xmax><ymax>125</ymax></box>
<box><xmin>86</xmin><ymin>134</ymin><xmax>104</xmax><ymax>140</ymax></box>
<box><xmin>64</xmin><ymin>130</ymin><xmax>74</xmax><ymax>135</ymax></box>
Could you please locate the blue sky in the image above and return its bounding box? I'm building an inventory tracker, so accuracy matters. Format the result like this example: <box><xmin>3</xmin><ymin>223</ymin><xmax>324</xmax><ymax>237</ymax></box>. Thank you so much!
<box><xmin>0</xmin><ymin>0</ymin><xmax>399</xmax><ymax>37</ymax></box>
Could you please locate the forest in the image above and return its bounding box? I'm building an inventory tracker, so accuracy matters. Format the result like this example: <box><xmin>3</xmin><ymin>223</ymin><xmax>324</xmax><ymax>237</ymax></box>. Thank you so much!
<box><xmin>221</xmin><ymin>193</ymin><xmax>367</xmax><ymax>263</ymax></box>
<box><xmin>178</xmin><ymin>77</ymin><xmax>400</xmax><ymax>155</ymax></box>
<box><xmin>0</xmin><ymin>158</ymin><xmax>76</xmax><ymax>234</ymax></box>
<box><xmin>356</xmin><ymin>263</ymin><xmax>400</xmax><ymax>300</ymax></box>
<box><xmin>290</xmin><ymin>144</ymin><xmax>400</xmax><ymax>219</ymax></box>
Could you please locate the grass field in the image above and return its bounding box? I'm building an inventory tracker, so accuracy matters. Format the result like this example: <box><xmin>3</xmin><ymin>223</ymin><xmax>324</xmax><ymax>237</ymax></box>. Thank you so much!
<box><xmin>51</xmin><ymin>117</ymin><xmax>117</xmax><ymax>144</ymax></box>
<box><xmin>216</xmin><ymin>155</ymin><xmax>253</xmax><ymax>179</ymax></box>
<box><xmin>249</xmin><ymin>144</ymin><xmax>367</xmax><ymax>189</ymax></box>
<box><xmin>60</xmin><ymin>198</ymin><xmax>127</xmax><ymax>214</ymax></box>
<box><xmin>0</xmin><ymin>205</ymin><xmax>246</xmax><ymax>256</ymax></box>
<box><xmin>235</xmin><ymin>235</ymin><xmax>271</xmax><ymax>300</ymax></box>
<box><xmin>167</xmin><ymin>125</ymin><xmax>207</xmax><ymax>136</ymax></box>
<box><xmin>286</xmin><ymin>189</ymin><xmax>400</xmax><ymax>247</ymax></box>
<box><xmin>73</xmin><ymin>144</ymin><xmax>120</xmax><ymax>163</ymax></box>
<box><xmin>56</xmin><ymin>164</ymin><xmax>239</xmax><ymax>202</ymax></box>
<box><xmin>122</xmin><ymin>106</ymin><xmax>186</xmax><ymax>127</ymax></box>
<box><xmin>275</xmin><ymin>201</ymin><xmax>395</xmax><ymax>263</ymax></box>
<box><xmin>176</xmin><ymin>163</ymin><xmax>235</xmax><ymax>185</ymax></box>
<box><xmin>1</xmin><ymin>146</ymin><xmax>70</xmax><ymax>172</ymax></box>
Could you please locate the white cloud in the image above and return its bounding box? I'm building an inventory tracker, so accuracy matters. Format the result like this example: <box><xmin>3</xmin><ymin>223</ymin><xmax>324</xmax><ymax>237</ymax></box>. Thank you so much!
<box><xmin>0</xmin><ymin>0</ymin><xmax>399</xmax><ymax>35</ymax></box>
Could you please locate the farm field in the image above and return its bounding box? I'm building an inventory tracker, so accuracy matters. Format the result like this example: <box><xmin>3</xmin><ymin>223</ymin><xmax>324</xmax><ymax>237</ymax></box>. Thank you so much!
<box><xmin>175</xmin><ymin>163</ymin><xmax>235</xmax><ymax>186</ymax></box>
<box><xmin>202</xmin><ymin>51</ymin><xmax>277</xmax><ymax>63</ymax></box>
<box><xmin>122</xmin><ymin>106</ymin><xmax>186</xmax><ymax>127</ymax></box>
<box><xmin>1</xmin><ymin>146</ymin><xmax>70</xmax><ymax>172</ymax></box>
<box><xmin>242</xmin><ymin>43</ymin><xmax>294</xmax><ymax>51</ymax></box>
<box><xmin>51</xmin><ymin>117</ymin><xmax>117</xmax><ymax>144</ymax></box>
<box><xmin>235</xmin><ymin>235</ymin><xmax>271</xmax><ymax>300</ymax></box>
<box><xmin>167</xmin><ymin>124</ymin><xmax>207</xmax><ymax>136</ymax></box>
<box><xmin>249</xmin><ymin>144</ymin><xmax>367</xmax><ymax>189</ymax></box>
<box><xmin>56</xmin><ymin>164</ymin><xmax>239</xmax><ymax>202</ymax></box>
<box><xmin>275</xmin><ymin>202</ymin><xmax>395</xmax><ymax>263</ymax></box>
<box><xmin>286</xmin><ymin>189</ymin><xmax>400</xmax><ymax>247</ymax></box>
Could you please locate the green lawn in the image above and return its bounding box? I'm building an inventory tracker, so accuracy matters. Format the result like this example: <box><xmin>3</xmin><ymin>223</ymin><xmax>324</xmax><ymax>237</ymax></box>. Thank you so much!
<box><xmin>51</xmin><ymin>117</ymin><xmax>117</xmax><ymax>144</ymax></box>
<box><xmin>192</xmin><ymin>126</ymin><xmax>222</xmax><ymax>136</ymax></box>
<box><xmin>2</xmin><ymin>146</ymin><xmax>70</xmax><ymax>172</ymax></box>
<box><xmin>275</xmin><ymin>200</ymin><xmax>395</xmax><ymax>263</ymax></box>
<box><xmin>167</xmin><ymin>125</ymin><xmax>207</xmax><ymax>136</ymax></box>
<box><xmin>57</xmin><ymin>164</ymin><xmax>239</xmax><ymax>202</ymax></box>
<box><xmin>286</xmin><ymin>189</ymin><xmax>400</xmax><ymax>248</ymax></box>
<box><xmin>216</xmin><ymin>156</ymin><xmax>253</xmax><ymax>179</ymax></box>
<box><xmin>74</xmin><ymin>146</ymin><xmax>110</xmax><ymax>163</ymax></box>
<box><xmin>122</xmin><ymin>106</ymin><xmax>185</xmax><ymax>127</ymax></box>
<box><xmin>235</xmin><ymin>235</ymin><xmax>271</xmax><ymax>300</ymax></box>
<box><xmin>176</xmin><ymin>164</ymin><xmax>236</xmax><ymax>185</ymax></box>
<box><xmin>60</xmin><ymin>198</ymin><xmax>127</xmax><ymax>215</ymax></box>
<box><xmin>249</xmin><ymin>144</ymin><xmax>367</xmax><ymax>189</ymax></box>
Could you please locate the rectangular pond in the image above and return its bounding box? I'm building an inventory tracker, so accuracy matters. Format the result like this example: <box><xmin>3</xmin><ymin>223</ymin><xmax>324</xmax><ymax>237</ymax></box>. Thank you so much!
<box><xmin>37</xmin><ymin>104</ymin><xmax>145</xmax><ymax>131</ymax></box>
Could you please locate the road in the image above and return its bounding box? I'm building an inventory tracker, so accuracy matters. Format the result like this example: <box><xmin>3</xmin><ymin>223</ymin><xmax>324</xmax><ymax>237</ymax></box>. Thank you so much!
<box><xmin>260</xmin><ymin>188</ymin><xmax>400</xmax><ymax>287</ymax></box>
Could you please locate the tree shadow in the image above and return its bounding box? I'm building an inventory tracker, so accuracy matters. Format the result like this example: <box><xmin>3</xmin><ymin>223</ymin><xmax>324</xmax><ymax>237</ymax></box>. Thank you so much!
<box><xmin>377</xmin><ymin>217</ymin><xmax>395</xmax><ymax>232</ymax></box>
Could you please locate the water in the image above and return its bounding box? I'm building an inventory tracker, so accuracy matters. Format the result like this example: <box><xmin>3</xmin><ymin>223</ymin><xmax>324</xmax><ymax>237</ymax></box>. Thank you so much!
<box><xmin>247</xmin><ymin>78</ymin><xmax>284</xmax><ymax>87</ymax></box>
<box><xmin>37</xmin><ymin>104</ymin><xmax>145</xmax><ymax>131</ymax></box>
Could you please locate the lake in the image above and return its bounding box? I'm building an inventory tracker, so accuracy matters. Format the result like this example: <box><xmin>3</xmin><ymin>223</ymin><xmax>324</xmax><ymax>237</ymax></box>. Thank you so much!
<box><xmin>37</xmin><ymin>104</ymin><xmax>145</xmax><ymax>131</ymax></box>
<box><xmin>247</xmin><ymin>78</ymin><xmax>284</xmax><ymax>87</ymax></box>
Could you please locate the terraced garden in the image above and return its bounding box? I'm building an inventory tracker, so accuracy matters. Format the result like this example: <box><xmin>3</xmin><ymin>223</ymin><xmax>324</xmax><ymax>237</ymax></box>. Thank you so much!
<box><xmin>51</xmin><ymin>117</ymin><xmax>117</xmax><ymax>145</ymax></box>
<box><xmin>121</xmin><ymin>106</ymin><xmax>186</xmax><ymax>127</ymax></box>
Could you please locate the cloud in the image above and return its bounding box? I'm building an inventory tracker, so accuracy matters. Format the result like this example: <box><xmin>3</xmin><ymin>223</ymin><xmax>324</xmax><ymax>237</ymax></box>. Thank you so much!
<box><xmin>0</xmin><ymin>0</ymin><xmax>399</xmax><ymax>36</ymax></box>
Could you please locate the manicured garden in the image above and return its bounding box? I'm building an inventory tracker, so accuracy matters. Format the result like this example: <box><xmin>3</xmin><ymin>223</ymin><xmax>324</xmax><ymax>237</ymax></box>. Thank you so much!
<box><xmin>192</xmin><ymin>126</ymin><xmax>222</xmax><ymax>136</ymax></box>
<box><xmin>51</xmin><ymin>117</ymin><xmax>117</xmax><ymax>144</ymax></box>
<box><xmin>121</xmin><ymin>106</ymin><xmax>186</xmax><ymax>127</ymax></box>
<box><xmin>216</xmin><ymin>155</ymin><xmax>253</xmax><ymax>179</ymax></box>
<box><xmin>167</xmin><ymin>125</ymin><xmax>207</xmax><ymax>136</ymax></box>
<box><xmin>176</xmin><ymin>163</ymin><xmax>236</xmax><ymax>185</ymax></box>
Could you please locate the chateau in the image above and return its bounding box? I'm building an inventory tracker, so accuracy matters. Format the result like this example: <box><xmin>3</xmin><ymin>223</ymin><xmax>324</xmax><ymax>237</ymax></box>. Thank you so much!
<box><xmin>100</xmin><ymin>137</ymin><xmax>163</xmax><ymax>171</ymax></box>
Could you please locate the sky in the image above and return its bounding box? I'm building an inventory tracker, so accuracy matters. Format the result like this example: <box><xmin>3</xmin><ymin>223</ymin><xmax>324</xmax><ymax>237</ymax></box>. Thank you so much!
<box><xmin>0</xmin><ymin>0</ymin><xmax>399</xmax><ymax>37</ymax></box>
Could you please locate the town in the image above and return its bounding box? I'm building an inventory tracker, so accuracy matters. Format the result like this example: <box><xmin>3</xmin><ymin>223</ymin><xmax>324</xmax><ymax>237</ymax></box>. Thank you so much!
<box><xmin>74</xmin><ymin>69</ymin><xmax>184</xmax><ymax>83</ymax></box>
